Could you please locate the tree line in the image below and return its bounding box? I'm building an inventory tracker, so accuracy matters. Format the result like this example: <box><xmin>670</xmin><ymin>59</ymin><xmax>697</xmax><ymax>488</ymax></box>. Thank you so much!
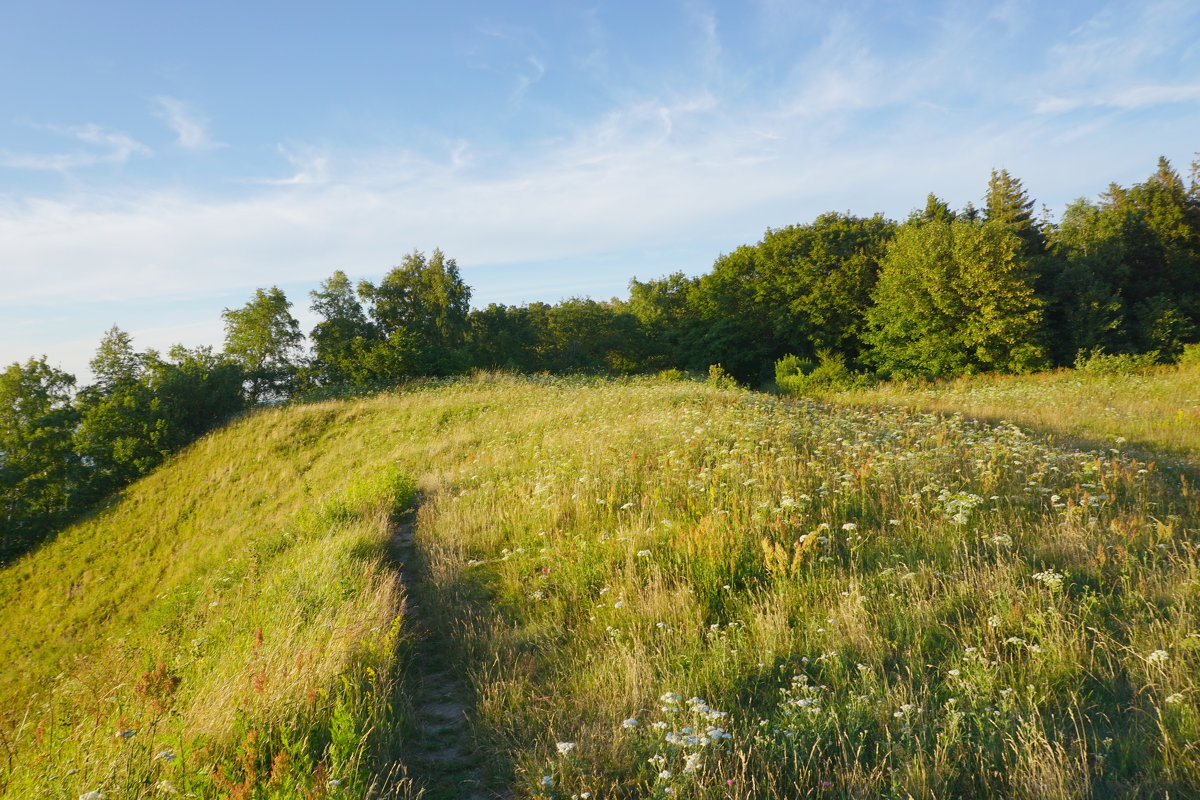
<box><xmin>4</xmin><ymin>155</ymin><xmax>1199</xmax><ymax>558</ymax></box>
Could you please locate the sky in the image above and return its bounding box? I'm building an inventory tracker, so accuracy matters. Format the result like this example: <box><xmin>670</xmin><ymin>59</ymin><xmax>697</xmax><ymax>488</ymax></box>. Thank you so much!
<box><xmin>3</xmin><ymin>0</ymin><xmax>1199</xmax><ymax>380</ymax></box>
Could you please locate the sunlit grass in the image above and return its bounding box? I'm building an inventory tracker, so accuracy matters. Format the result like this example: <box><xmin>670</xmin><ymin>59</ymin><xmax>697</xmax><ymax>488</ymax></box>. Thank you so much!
<box><xmin>5</xmin><ymin>371</ymin><xmax>1200</xmax><ymax>798</ymax></box>
<box><xmin>402</xmin><ymin>374</ymin><xmax>1200</xmax><ymax>798</ymax></box>
<box><xmin>0</xmin><ymin>403</ymin><xmax>418</xmax><ymax>798</ymax></box>
<box><xmin>829</xmin><ymin>359</ymin><xmax>1200</xmax><ymax>466</ymax></box>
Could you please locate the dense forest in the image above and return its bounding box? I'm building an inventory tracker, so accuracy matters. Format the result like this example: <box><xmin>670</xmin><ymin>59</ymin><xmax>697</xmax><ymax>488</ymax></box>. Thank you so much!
<box><xmin>3</xmin><ymin>155</ymin><xmax>1199</xmax><ymax>558</ymax></box>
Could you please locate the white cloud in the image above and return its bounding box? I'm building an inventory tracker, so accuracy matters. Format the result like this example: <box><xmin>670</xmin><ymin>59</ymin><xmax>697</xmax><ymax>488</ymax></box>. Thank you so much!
<box><xmin>511</xmin><ymin>55</ymin><xmax>546</xmax><ymax>104</ymax></box>
<box><xmin>4</xmin><ymin>0</ymin><xmax>1200</xmax><ymax>380</ymax></box>
<box><xmin>0</xmin><ymin>123</ymin><xmax>149</xmax><ymax>171</ymax></box>
<box><xmin>0</xmin><ymin>78</ymin><xmax>1146</xmax><ymax>314</ymax></box>
<box><xmin>1035</xmin><ymin>83</ymin><xmax>1200</xmax><ymax>114</ymax></box>
<box><xmin>153</xmin><ymin>96</ymin><xmax>221</xmax><ymax>151</ymax></box>
<box><xmin>248</xmin><ymin>145</ymin><xmax>331</xmax><ymax>186</ymax></box>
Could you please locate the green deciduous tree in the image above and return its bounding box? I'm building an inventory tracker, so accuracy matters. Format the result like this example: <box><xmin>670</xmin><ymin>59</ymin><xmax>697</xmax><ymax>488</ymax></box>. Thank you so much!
<box><xmin>222</xmin><ymin>287</ymin><xmax>305</xmax><ymax>402</ymax></box>
<box><xmin>755</xmin><ymin>212</ymin><xmax>895</xmax><ymax>361</ymax></box>
<box><xmin>357</xmin><ymin>249</ymin><xmax>472</xmax><ymax>377</ymax></box>
<box><xmin>682</xmin><ymin>245</ymin><xmax>778</xmax><ymax>381</ymax></box>
<box><xmin>1043</xmin><ymin>199</ymin><xmax>1131</xmax><ymax>362</ymax></box>
<box><xmin>866</xmin><ymin>220</ymin><xmax>1048</xmax><ymax>378</ymax></box>
<box><xmin>627</xmin><ymin>271</ymin><xmax>698</xmax><ymax>370</ymax></box>
<box><xmin>308</xmin><ymin>270</ymin><xmax>374</xmax><ymax>386</ymax></box>
<box><xmin>0</xmin><ymin>357</ymin><xmax>80</xmax><ymax>557</ymax></box>
<box><xmin>75</xmin><ymin>336</ymin><xmax>246</xmax><ymax>501</ymax></box>
<box><xmin>536</xmin><ymin>298</ymin><xmax>646</xmax><ymax>373</ymax></box>
<box><xmin>467</xmin><ymin>304</ymin><xmax>541</xmax><ymax>372</ymax></box>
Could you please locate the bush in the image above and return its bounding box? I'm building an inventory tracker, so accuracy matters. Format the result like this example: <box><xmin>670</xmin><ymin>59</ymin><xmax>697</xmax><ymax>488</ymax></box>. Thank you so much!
<box><xmin>774</xmin><ymin>354</ymin><xmax>815</xmax><ymax>385</ymax></box>
<box><xmin>656</xmin><ymin>368</ymin><xmax>687</xmax><ymax>382</ymax></box>
<box><xmin>1177</xmin><ymin>343</ymin><xmax>1200</xmax><ymax>366</ymax></box>
<box><xmin>1073</xmin><ymin>347</ymin><xmax>1161</xmax><ymax>375</ymax></box>
<box><xmin>706</xmin><ymin>364</ymin><xmax>740</xmax><ymax>390</ymax></box>
<box><xmin>775</xmin><ymin>351</ymin><xmax>873</xmax><ymax>395</ymax></box>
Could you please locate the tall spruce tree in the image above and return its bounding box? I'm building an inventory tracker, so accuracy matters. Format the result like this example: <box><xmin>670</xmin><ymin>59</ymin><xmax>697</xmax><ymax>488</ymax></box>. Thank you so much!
<box><xmin>913</xmin><ymin>193</ymin><xmax>956</xmax><ymax>224</ymax></box>
<box><xmin>984</xmin><ymin>169</ymin><xmax>1045</xmax><ymax>255</ymax></box>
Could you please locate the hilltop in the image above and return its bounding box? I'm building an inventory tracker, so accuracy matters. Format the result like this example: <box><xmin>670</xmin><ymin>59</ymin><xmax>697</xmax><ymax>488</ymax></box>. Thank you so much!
<box><xmin>3</xmin><ymin>372</ymin><xmax>1200</xmax><ymax>798</ymax></box>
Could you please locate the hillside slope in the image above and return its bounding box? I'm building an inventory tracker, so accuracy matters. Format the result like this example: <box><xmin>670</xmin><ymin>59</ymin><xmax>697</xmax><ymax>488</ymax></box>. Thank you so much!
<box><xmin>4</xmin><ymin>373</ymin><xmax>1200</xmax><ymax>798</ymax></box>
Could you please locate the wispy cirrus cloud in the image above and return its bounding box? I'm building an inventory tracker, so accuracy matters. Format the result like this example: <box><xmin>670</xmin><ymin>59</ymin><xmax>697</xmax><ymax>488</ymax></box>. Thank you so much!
<box><xmin>246</xmin><ymin>145</ymin><xmax>332</xmax><ymax>186</ymax></box>
<box><xmin>0</xmin><ymin>123</ymin><xmax>149</xmax><ymax>172</ymax></box>
<box><xmin>1036</xmin><ymin>83</ymin><xmax>1200</xmax><ymax>113</ymax></box>
<box><xmin>153</xmin><ymin>96</ymin><xmax>222</xmax><ymax>151</ymax></box>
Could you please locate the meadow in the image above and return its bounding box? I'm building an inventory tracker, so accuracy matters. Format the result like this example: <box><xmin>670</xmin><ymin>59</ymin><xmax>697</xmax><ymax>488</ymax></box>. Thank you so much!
<box><xmin>3</xmin><ymin>371</ymin><xmax>1199</xmax><ymax>798</ymax></box>
<box><xmin>830</xmin><ymin>355</ymin><xmax>1200</xmax><ymax>467</ymax></box>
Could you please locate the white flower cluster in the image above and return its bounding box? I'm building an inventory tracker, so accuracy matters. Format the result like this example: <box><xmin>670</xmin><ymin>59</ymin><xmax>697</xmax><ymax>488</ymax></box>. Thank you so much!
<box><xmin>1031</xmin><ymin>569</ymin><xmax>1065</xmax><ymax>591</ymax></box>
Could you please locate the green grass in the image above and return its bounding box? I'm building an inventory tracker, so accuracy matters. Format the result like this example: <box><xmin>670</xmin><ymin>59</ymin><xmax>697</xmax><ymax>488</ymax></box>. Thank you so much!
<box><xmin>0</xmin><ymin>402</ymin><xmax>419</xmax><ymax>798</ymax></box>
<box><xmin>5</xmin><ymin>371</ymin><xmax>1200</xmax><ymax>798</ymax></box>
<box><xmin>827</xmin><ymin>359</ymin><xmax>1200</xmax><ymax>467</ymax></box>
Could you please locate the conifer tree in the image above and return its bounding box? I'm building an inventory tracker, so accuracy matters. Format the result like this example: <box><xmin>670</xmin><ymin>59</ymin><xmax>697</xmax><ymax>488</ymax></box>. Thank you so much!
<box><xmin>913</xmin><ymin>193</ymin><xmax>956</xmax><ymax>224</ymax></box>
<box><xmin>984</xmin><ymin>169</ymin><xmax>1044</xmax><ymax>254</ymax></box>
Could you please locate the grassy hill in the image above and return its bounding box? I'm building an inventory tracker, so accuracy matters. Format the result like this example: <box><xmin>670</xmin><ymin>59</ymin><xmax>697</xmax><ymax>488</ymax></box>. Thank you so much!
<box><xmin>3</xmin><ymin>373</ymin><xmax>1200</xmax><ymax>798</ymax></box>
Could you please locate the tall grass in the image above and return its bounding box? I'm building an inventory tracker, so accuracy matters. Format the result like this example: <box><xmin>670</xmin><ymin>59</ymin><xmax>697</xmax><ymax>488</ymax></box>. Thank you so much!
<box><xmin>0</xmin><ymin>403</ymin><xmax>417</xmax><ymax>798</ymax></box>
<box><xmin>6</xmin><ymin>372</ymin><xmax>1200</xmax><ymax>798</ymax></box>
<box><xmin>401</xmin><ymin>375</ymin><xmax>1200</xmax><ymax>797</ymax></box>
<box><xmin>829</xmin><ymin>359</ymin><xmax>1200</xmax><ymax>466</ymax></box>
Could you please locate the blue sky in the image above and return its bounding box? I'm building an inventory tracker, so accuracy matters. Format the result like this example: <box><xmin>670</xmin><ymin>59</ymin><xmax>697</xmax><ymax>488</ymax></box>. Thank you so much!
<box><xmin>3</xmin><ymin>0</ymin><xmax>1199</xmax><ymax>379</ymax></box>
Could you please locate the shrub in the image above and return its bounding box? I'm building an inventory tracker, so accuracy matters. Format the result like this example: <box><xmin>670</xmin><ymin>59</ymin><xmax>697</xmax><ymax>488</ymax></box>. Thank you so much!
<box><xmin>1073</xmin><ymin>347</ymin><xmax>1161</xmax><ymax>375</ymax></box>
<box><xmin>706</xmin><ymin>364</ymin><xmax>740</xmax><ymax>390</ymax></box>
<box><xmin>775</xmin><ymin>351</ymin><xmax>873</xmax><ymax>395</ymax></box>
<box><xmin>1176</xmin><ymin>343</ymin><xmax>1200</xmax><ymax>366</ymax></box>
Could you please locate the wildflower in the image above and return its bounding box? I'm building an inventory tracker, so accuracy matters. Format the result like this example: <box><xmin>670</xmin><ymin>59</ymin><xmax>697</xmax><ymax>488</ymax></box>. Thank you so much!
<box><xmin>155</xmin><ymin>750</ymin><xmax>177</xmax><ymax>762</ymax></box>
<box><xmin>328</xmin><ymin>779</ymin><xmax>343</xmax><ymax>788</ymax></box>
<box><xmin>682</xmin><ymin>752</ymin><xmax>703</xmax><ymax>773</ymax></box>
<box><xmin>660</xmin><ymin>691</ymin><xmax>681</xmax><ymax>705</ymax></box>
<box><xmin>541</xmin><ymin>776</ymin><xmax>555</xmax><ymax>788</ymax></box>
<box><xmin>636</xmin><ymin>549</ymin><xmax>651</xmax><ymax>557</ymax></box>
<box><xmin>948</xmin><ymin>669</ymin><xmax>961</xmax><ymax>677</ymax></box>
<box><xmin>154</xmin><ymin>780</ymin><xmax>178</xmax><ymax>793</ymax></box>
<box><xmin>1032</xmin><ymin>570</ymin><xmax>1064</xmax><ymax>590</ymax></box>
<box><xmin>557</xmin><ymin>741</ymin><xmax>576</xmax><ymax>756</ymax></box>
<box><xmin>659</xmin><ymin>769</ymin><xmax>673</xmax><ymax>779</ymax></box>
<box><xmin>1147</xmin><ymin>649</ymin><xmax>1170</xmax><ymax>664</ymax></box>
<box><xmin>623</xmin><ymin>718</ymin><xmax>639</xmax><ymax>728</ymax></box>
<box><xmin>114</xmin><ymin>729</ymin><xmax>137</xmax><ymax>739</ymax></box>
<box><xmin>1166</xmin><ymin>693</ymin><xmax>1185</xmax><ymax>704</ymax></box>
<box><xmin>79</xmin><ymin>792</ymin><xmax>107</xmax><ymax>800</ymax></box>
<box><xmin>841</xmin><ymin>522</ymin><xmax>858</xmax><ymax>532</ymax></box>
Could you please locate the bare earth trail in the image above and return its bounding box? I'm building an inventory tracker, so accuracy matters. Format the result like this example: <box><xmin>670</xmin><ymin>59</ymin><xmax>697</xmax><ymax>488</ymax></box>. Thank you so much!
<box><xmin>389</xmin><ymin>503</ymin><xmax>510</xmax><ymax>800</ymax></box>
